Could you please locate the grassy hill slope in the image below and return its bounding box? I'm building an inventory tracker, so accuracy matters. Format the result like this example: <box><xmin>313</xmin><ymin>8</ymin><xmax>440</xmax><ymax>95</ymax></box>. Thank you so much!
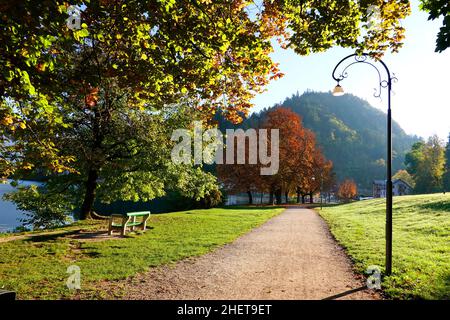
<box><xmin>320</xmin><ymin>194</ymin><xmax>450</xmax><ymax>299</ymax></box>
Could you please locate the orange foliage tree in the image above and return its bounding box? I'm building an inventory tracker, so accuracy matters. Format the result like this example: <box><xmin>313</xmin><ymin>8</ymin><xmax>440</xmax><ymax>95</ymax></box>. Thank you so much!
<box><xmin>262</xmin><ymin>108</ymin><xmax>309</xmax><ymax>204</ymax></box>
<box><xmin>216</xmin><ymin>137</ymin><xmax>262</xmax><ymax>204</ymax></box>
<box><xmin>337</xmin><ymin>179</ymin><xmax>358</xmax><ymax>203</ymax></box>
<box><xmin>218</xmin><ymin>107</ymin><xmax>334</xmax><ymax>204</ymax></box>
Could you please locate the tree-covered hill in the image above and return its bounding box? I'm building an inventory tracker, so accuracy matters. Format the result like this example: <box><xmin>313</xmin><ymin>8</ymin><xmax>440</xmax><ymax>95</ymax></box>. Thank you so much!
<box><xmin>218</xmin><ymin>91</ymin><xmax>420</xmax><ymax>192</ymax></box>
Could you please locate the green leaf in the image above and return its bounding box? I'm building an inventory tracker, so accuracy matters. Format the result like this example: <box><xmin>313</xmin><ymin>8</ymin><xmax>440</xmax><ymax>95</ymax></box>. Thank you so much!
<box><xmin>78</xmin><ymin>29</ymin><xmax>89</xmax><ymax>38</ymax></box>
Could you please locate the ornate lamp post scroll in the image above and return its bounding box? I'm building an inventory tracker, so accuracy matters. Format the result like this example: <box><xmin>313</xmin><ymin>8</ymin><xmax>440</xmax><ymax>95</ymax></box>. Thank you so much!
<box><xmin>331</xmin><ymin>53</ymin><xmax>397</xmax><ymax>275</ymax></box>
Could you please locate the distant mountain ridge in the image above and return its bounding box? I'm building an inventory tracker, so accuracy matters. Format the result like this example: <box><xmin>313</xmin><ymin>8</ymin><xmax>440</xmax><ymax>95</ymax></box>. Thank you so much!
<box><xmin>218</xmin><ymin>91</ymin><xmax>419</xmax><ymax>192</ymax></box>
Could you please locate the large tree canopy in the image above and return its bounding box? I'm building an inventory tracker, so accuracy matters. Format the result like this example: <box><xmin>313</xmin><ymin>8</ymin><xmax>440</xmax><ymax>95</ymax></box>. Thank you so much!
<box><xmin>1</xmin><ymin>0</ymin><xmax>411</xmax><ymax>222</ymax></box>
<box><xmin>405</xmin><ymin>136</ymin><xmax>446</xmax><ymax>194</ymax></box>
<box><xmin>1</xmin><ymin>0</ymin><xmax>411</xmax><ymax>176</ymax></box>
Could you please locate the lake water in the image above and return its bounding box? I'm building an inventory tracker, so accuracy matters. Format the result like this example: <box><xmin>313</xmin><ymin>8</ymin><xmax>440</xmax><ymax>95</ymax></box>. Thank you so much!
<box><xmin>0</xmin><ymin>180</ymin><xmax>36</xmax><ymax>233</ymax></box>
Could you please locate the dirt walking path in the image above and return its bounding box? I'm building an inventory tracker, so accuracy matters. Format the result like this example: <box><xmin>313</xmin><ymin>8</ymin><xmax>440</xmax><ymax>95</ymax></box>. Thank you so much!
<box><xmin>100</xmin><ymin>208</ymin><xmax>380</xmax><ymax>300</ymax></box>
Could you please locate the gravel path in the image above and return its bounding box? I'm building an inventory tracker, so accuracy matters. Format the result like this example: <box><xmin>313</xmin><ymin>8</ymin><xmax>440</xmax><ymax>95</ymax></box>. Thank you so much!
<box><xmin>100</xmin><ymin>208</ymin><xmax>380</xmax><ymax>300</ymax></box>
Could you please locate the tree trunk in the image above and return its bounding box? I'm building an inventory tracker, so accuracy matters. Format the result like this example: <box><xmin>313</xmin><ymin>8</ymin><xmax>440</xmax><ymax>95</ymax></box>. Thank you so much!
<box><xmin>296</xmin><ymin>187</ymin><xmax>301</xmax><ymax>203</ymax></box>
<box><xmin>301</xmin><ymin>194</ymin><xmax>306</xmax><ymax>204</ymax></box>
<box><xmin>275</xmin><ymin>188</ymin><xmax>282</xmax><ymax>204</ymax></box>
<box><xmin>309</xmin><ymin>192</ymin><xmax>313</xmax><ymax>203</ymax></box>
<box><xmin>285</xmin><ymin>191</ymin><xmax>289</xmax><ymax>204</ymax></box>
<box><xmin>247</xmin><ymin>190</ymin><xmax>253</xmax><ymax>205</ymax></box>
<box><xmin>269</xmin><ymin>191</ymin><xmax>274</xmax><ymax>205</ymax></box>
<box><xmin>80</xmin><ymin>108</ymin><xmax>103</xmax><ymax>220</ymax></box>
<box><xmin>80</xmin><ymin>169</ymin><xmax>99</xmax><ymax>220</ymax></box>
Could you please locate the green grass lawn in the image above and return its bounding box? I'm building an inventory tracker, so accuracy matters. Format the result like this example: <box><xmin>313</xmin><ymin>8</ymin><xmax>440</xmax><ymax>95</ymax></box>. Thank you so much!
<box><xmin>319</xmin><ymin>193</ymin><xmax>450</xmax><ymax>299</ymax></box>
<box><xmin>0</xmin><ymin>206</ymin><xmax>283</xmax><ymax>299</ymax></box>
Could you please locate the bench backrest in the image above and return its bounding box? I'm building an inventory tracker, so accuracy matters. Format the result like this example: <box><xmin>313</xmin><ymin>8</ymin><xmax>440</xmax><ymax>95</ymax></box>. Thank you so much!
<box><xmin>126</xmin><ymin>211</ymin><xmax>151</xmax><ymax>217</ymax></box>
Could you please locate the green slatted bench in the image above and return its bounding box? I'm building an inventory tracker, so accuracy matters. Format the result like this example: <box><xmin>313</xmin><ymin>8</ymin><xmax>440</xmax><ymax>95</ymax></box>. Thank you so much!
<box><xmin>108</xmin><ymin>211</ymin><xmax>151</xmax><ymax>236</ymax></box>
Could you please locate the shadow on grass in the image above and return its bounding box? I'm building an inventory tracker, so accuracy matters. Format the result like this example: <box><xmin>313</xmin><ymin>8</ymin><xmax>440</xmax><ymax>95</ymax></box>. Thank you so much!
<box><xmin>442</xmin><ymin>274</ymin><xmax>450</xmax><ymax>300</ymax></box>
<box><xmin>25</xmin><ymin>229</ymin><xmax>81</xmax><ymax>242</ymax></box>
<box><xmin>416</xmin><ymin>200</ymin><xmax>450</xmax><ymax>213</ymax></box>
<box><xmin>82</xmin><ymin>251</ymin><xmax>102</xmax><ymax>258</ymax></box>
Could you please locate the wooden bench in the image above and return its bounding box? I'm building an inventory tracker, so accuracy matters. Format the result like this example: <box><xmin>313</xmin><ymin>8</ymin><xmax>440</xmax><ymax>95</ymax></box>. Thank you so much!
<box><xmin>108</xmin><ymin>211</ymin><xmax>151</xmax><ymax>236</ymax></box>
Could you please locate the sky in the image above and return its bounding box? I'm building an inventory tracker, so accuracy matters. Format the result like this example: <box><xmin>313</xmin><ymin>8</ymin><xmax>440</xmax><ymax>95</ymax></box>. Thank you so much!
<box><xmin>250</xmin><ymin>0</ymin><xmax>450</xmax><ymax>141</ymax></box>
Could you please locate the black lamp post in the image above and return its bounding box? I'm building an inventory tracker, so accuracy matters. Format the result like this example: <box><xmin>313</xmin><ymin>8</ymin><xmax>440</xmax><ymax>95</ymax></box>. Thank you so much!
<box><xmin>331</xmin><ymin>53</ymin><xmax>396</xmax><ymax>275</ymax></box>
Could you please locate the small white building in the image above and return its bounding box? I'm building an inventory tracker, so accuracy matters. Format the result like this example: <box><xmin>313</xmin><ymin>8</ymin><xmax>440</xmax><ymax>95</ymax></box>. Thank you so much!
<box><xmin>373</xmin><ymin>179</ymin><xmax>412</xmax><ymax>198</ymax></box>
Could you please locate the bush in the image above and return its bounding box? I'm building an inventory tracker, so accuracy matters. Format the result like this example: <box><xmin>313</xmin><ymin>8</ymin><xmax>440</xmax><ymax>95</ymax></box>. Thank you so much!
<box><xmin>196</xmin><ymin>188</ymin><xmax>223</xmax><ymax>209</ymax></box>
<box><xmin>3</xmin><ymin>184</ymin><xmax>75</xmax><ymax>229</ymax></box>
